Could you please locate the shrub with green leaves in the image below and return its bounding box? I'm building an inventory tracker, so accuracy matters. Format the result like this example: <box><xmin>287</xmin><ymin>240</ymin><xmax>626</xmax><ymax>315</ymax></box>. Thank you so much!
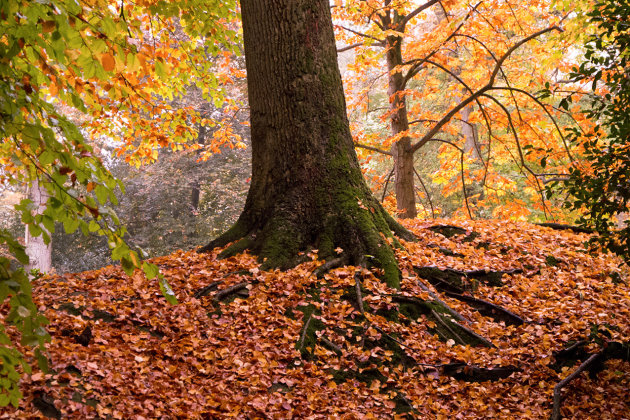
<box><xmin>555</xmin><ymin>0</ymin><xmax>630</xmax><ymax>262</ymax></box>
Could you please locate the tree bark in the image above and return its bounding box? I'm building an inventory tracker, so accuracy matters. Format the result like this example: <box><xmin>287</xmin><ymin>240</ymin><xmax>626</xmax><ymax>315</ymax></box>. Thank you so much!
<box><xmin>190</xmin><ymin>125</ymin><xmax>207</xmax><ymax>213</ymax></box>
<box><xmin>383</xmin><ymin>9</ymin><xmax>417</xmax><ymax>219</ymax></box>
<box><xmin>25</xmin><ymin>178</ymin><xmax>52</xmax><ymax>273</ymax></box>
<box><xmin>200</xmin><ymin>0</ymin><xmax>411</xmax><ymax>287</ymax></box>
<box><xmin>460</xmin><ymin>104</ymin><xmax>480</xmax><ymax>161</ymax></box>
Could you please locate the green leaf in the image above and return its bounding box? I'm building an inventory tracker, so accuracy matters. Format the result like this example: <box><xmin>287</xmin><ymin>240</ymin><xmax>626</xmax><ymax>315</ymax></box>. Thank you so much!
<box><xmin>158</xmin><ymin>275</ymin><xmax>178</xmax><ymax>305</ymax></box>
<box><xmin>155</xmin><ymin>59</ymin><xmax>166</xmax><ymax>79</ymax></box>
<box><xmin>121</xmin><ymin>256</ymin><xmax>135</xmax><ymax>276</ymax></box>
<box><xmin>142</xmin><ymin>262</ymin><xmax>159</xmax><ymax>280</ymax></box>
<box><xmin>35</xmin><ymin>348</ymin><xmax>48</xmax><ymax>372</ymax></box>
<box><xmin>95</xmin><ymin>184</ymin><xmax>109</xmax><ymax>204</ymax></box>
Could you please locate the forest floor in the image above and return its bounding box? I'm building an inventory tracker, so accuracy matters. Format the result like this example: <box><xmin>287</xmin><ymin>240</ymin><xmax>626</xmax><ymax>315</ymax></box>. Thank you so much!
<box><xmin>3</xmin><ymin>219</ymin><xmax>630</xmax><ymax>419</ymax></box>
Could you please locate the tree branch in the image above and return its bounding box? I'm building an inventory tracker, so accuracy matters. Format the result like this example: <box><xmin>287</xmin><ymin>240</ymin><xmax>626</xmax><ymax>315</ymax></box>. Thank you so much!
<box><xmin>396</xmin><ymin>0</ymin><xmax>442</xmax><ymax>31</ymax></box>
<box><xmin>355</xmin><ymin>143</ymin><xmax>393</xmax><ymax>156</ymax></box>
<box><xmin>381</xmin><ymin>166</ymin><xmax>395</xmax><ymax>202</ymax></box>
<box><xmin>551</xmin><ymin>352</ymin><xmax>602</xmax><ymax>420</ymax></box>
<box><xmin>414</xmin><ymin>168</ymin><xmax>436</xmax><ymax>218</ymax></box>
<box><xmin>337</xmin><ymin>42</ymin><xmax>364</xmax><ymax>53</ymax></box>
<box><xmin>409</xmin><ymin>25</ymin><xmax>561</xmax><ymax>155</ymax></box>
<box><xmin>337</xmin><ymin>25</ymin><xmax>384</xmax><ymax>44</ymax></box>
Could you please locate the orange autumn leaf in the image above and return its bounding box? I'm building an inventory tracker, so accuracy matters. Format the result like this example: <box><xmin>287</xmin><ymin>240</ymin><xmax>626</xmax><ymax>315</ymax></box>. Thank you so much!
<box><xmin>101</xmin><ymin>53</ymin><xmax>116</xmax><ymax>72</ymax></box>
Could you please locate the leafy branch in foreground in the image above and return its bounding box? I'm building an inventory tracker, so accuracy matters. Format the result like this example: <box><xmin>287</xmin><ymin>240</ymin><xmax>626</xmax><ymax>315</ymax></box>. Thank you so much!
<box><xmin>0</xmin><ymin>0</ymin><xmax>239</xmax><ymax>405</ymax></box>
<box><xmin>551</xmin><ymin>0</ymin><xmax>630</xmax><ymax>262</ymax></box>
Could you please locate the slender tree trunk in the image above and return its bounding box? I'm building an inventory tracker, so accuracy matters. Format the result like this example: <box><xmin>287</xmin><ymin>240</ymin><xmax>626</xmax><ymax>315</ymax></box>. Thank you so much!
<box><xmin>190</xmin><ymin>125</ymin><xmax>207</xmax><ymax>213</ymax></box>
<box><xmin>200</xmin><ymin>0</ymin><xmax>412</xmax><ymax>287</ymax></box>
<box><xmin>385</xmin><ymin>30</ymin><xmax>417</xmax><ymax>219</ymax></box>
<box><xmin>25</xmin><ymin>178</ymin><xmax>51</xmax><ymax>273</ymax></box>
<box><xmin>460</xmin><ymin>103</ymin><xmax>480</xmax><ymax>161</ymax></box>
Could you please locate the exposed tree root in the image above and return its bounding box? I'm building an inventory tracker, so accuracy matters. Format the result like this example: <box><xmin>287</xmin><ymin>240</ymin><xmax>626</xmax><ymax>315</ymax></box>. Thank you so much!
<box><xmin>199</xmin><ymin>205</ymin><xmax>410</xmax><ymax>288</ymax></box>
<box><xmin>414</xmin><ymin>266</ymin><xmax>522</xmax><ymax>292</ymax></box>
<box><xmin>413</xmin><ymin>279</ymin><xmax>470</xmax><ymax>324</ymax></box>
<box><xmin>312</xmin><ymin>256</ymin><xmax>348</xmax><ymax>278</ymax></box>
<box><xmin>213</xmin><ymin>281</ymin><xmax>251</xmax><ymax>303</ymax></box>
<box><xmin>535</xmin><ymin>222</ymin><xmax>594</xmax><ymax>234</ymax></box>
<box><xmin>443</xmin><ymin>292</ymin><xmax>526</xmax><ymax>326</ymax></box>
<box><xmin>439</xmin><ymin>362</ymin><xmax>519</xmax><ymax>382</ymax></box>
<box><xmin>193</xmin><ymin>280</ymin><xmax>224</xmax><ymax>299</ymax></box>
<box><xmin>33</xmin><ymin>391</ymin><xmax>61</xmax><ymax>419</ymax></box>
<box><xmin>427</xmin><ymin>225</ymin><xmax>468</xmax><ymax>238</ymax></box>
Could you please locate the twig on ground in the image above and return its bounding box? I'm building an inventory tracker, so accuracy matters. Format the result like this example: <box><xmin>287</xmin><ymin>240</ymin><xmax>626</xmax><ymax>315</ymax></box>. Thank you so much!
<box><xmin>551</xmin><ymin>352</ymin><xmax>603</xmax><ymax>420</ymax></box>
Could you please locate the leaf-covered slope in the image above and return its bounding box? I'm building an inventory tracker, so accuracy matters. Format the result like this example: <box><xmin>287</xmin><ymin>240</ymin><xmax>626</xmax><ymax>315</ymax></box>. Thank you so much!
<box><xmin>3</xmin><ymin>220</ymin><xmax>630</xmax><ymax>418</ymax></box>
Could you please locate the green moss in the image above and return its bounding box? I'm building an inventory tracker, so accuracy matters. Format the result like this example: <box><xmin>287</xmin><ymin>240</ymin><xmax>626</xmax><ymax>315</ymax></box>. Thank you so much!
<box><xmin>217</xmin><ymin>236</ymin><xmax>254</xmax><ymax>259</ymax></box>
<box><xmin>375</xmin><ymin>307</ymin><xmax>401</xmax><ymax>323</ymax></box>
<box><xmin>397</xmin><ymin>300</ymin><xmax>432</xmax><ymax>321</ymax></box>
<box><xmin>201</xmin><ymin>219</ymin><xmax>250</xmax><ymax>252</ymax></box>
<box><xmin>316</xmin><ymin>222</ymin><xmax>335</xmax><ymax>259</ymax></box>
<box><xmin>335</xmin><ymin>366</ymin><xmax>387</xmax><ymax>385</ymax></box>
<box><xmin>395</xmin><ymin>296</ymin><xmax>490</xmax><ymax>347</ymax></box>
<box><xmin>259</xmin><ymin>221</ymin><xmax>302</xmax><ymax>270</ymax></box>
<box><xmin>545</xmin><ymin>255</ymin><xmax>562</xmax><ymax>267</ymax></box>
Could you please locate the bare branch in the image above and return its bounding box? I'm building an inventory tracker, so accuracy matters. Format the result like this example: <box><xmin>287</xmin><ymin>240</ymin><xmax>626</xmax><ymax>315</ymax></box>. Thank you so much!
<box><xmin>401</xmin><ymin>3</ymin><xmax>482</xmax><ymax>85</ymax></box>
<box><xmin>337</xmin><ymin>24</ymin><xmax>384</xmax><ymax>43</ymax></box>
<box><xmin>409</xmin><ymin>25</ymin><xmax>561</xmax><ymax>155</ymax></box>
<box><xmin>413</xmin><ymin>168</ymin><xmax>436</xmax><ymax>218</ymax></box>
<box><xmin>551</xmin><ymin>352</ymin><xmax>603</xmax><ymax>420</ymax></box>
<box><xmin>480</xmin><ymin>93</ymin><xmax>551</xmax><ymax>218</ymax></box>
<box><xmin>460</xmin><ymin>148</ymin><xmax>473</xmax><ymax>219</ymax></box>
<box><xmin>355</xmin><ymin>143</ymin><xmax>393</xmax><ymax>156</ymax></box>
<box><xmin>337</xmin><ymin>42</ymin><xmax>364</xmax><ymax>53</ymax></box>
<box><xmin>488</xmin><ymin>26</ymin><xmax>562</xmax><ymax>85</ymax></box>
<box><xmin>489</xmin><ymin>86</ymin><xmax>576</xmax><ymax>164</ymax></box>
<box><xmin>381</xmin><ymin>166</ymin><xmax>395</xmax><ymax>202</ymax></box>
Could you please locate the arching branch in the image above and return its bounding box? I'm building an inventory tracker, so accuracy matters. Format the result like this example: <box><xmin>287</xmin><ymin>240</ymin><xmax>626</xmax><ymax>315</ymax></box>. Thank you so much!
<box><xmin>426</xmin><ymin>138</ymin><xmax>473</xmax><ymax>218</ymax></box>
<box><xmin>409</xmin><ymin>25</ymin><xmax>562</xmax><ymax>155</ymax></box>
<box><xmin>488</xmin><ymin>26</ymin><xmax>562</xmax><ymax>85</ymax></box>
<box><xmin>401</xmin><ymin>2</ymin><xmax>481</xmax><ymax>85</ymax></box>
<box><xmin>396</xmin><ymin>0</ymin><xmax>442</xmax><ymax>31</ymax></box>
<box><xmin>336</xmin><ymin>25</ymin><xmax>385</xmax><ymax>44</ymax></box>
<box><xmin>337</xmin><ymin>42</ymin><xmax>364</xmax><ymax>53</ymax></box>
<box><xmin>489</xmin><ymin>86</ymin><xmax>576</xmax><ymax>164</ymax></box>
<box><xmin>409</xmin><ymin>61</ymin><xmax>487</xmax><ymax>154</ymax></box>
<box><xmin>480</xmin><ymin>93</ymin><xmax>551</xmax><ymax>218</ymax></box>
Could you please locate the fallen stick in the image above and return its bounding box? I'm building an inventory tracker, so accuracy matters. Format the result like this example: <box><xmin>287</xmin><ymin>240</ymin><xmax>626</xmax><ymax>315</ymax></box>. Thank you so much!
<box><xmin>551</xmin><ymin>352</ymin><xmax>603</xmax><ymax>420</ymax></box>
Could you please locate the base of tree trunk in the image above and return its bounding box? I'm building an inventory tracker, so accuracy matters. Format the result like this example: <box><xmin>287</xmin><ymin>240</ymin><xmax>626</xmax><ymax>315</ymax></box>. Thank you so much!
<box><xmin>199</xmin><ymin>201</ymin><xmax>415</xmax><ymax>289</ymax></box>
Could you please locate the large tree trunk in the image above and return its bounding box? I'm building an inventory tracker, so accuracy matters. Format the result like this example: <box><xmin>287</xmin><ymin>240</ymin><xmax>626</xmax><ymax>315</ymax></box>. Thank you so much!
<box><xmin>200</xmin><ymin>0</ymin><xmax>411</xmax><ymax>287</ymax></box>
<box><xmin>25</xmin><ymin>178</ymin><xmax>52</xmax><ymax>273</ymax></box>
